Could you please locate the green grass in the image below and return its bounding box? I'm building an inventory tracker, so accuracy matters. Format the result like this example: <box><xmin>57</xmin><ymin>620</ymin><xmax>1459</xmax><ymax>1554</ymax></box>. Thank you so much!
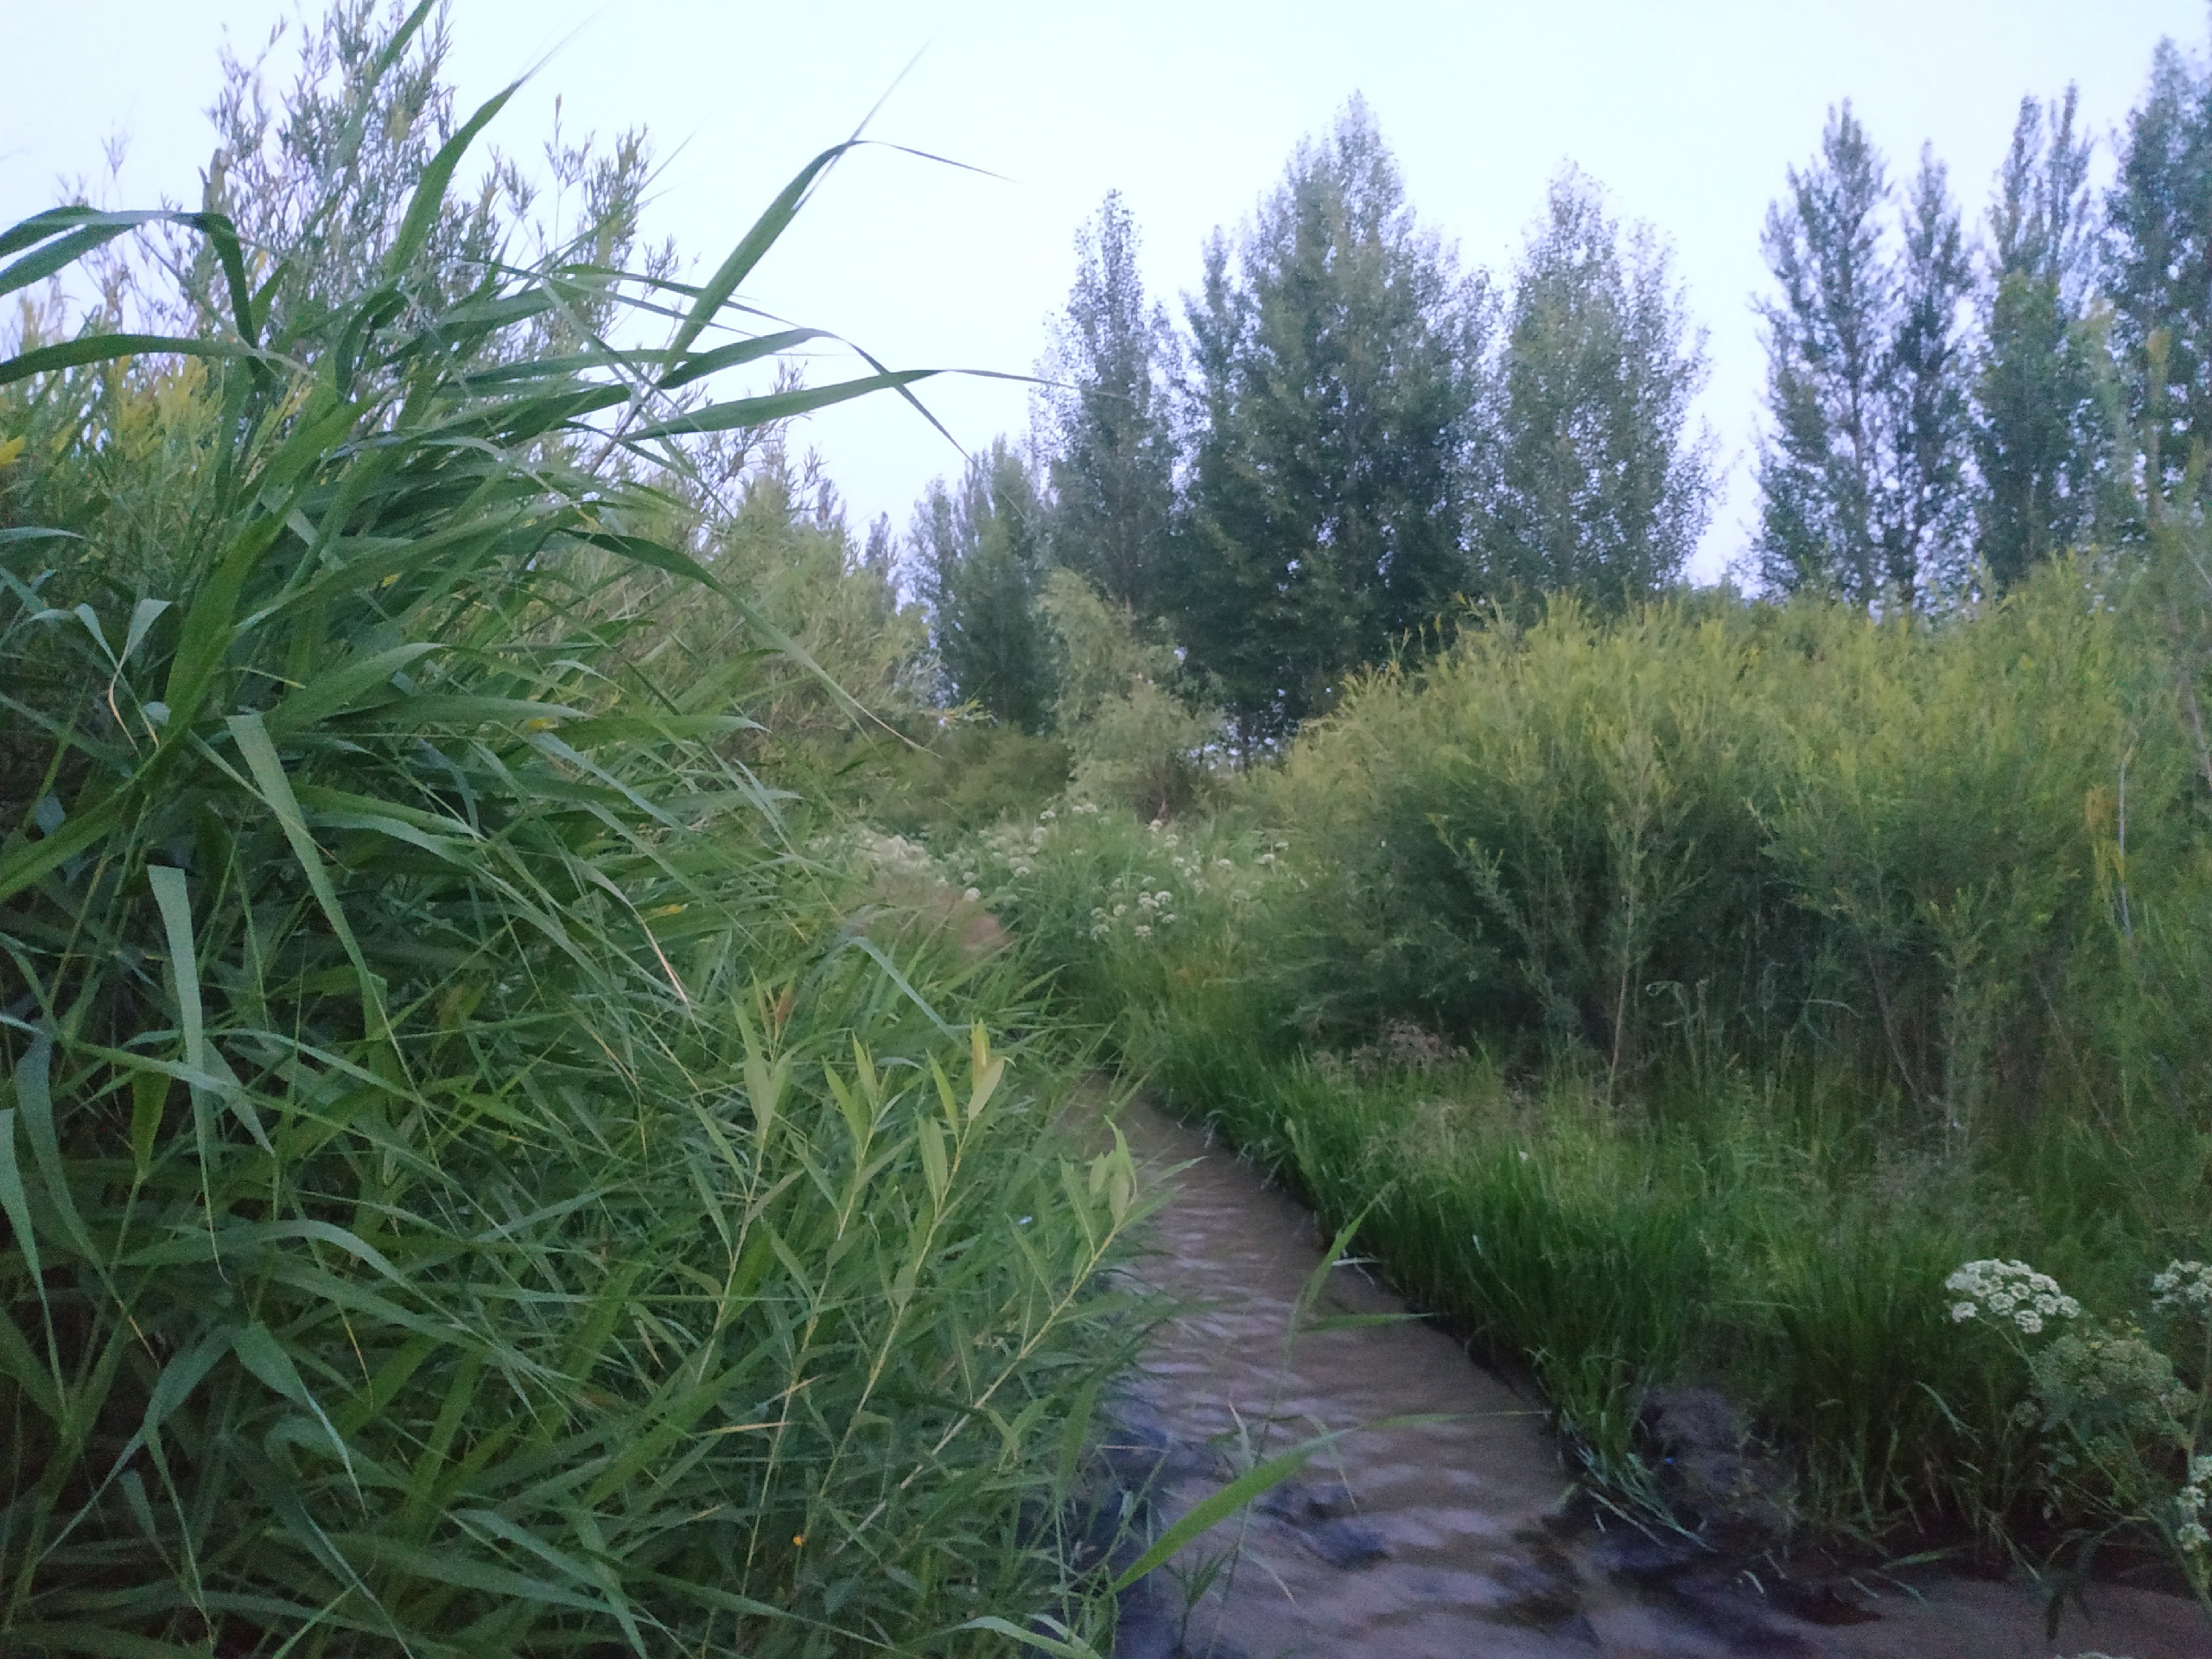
<box><xmin>0</xmin><ymin>38</ymin><xmax>1143</xmax><ymax>1655</ymax></box>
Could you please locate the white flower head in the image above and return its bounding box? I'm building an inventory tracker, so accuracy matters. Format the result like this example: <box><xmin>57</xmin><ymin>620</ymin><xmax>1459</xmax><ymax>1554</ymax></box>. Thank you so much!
<box><xmin>1132</xmin><ymin>923</ymin><xmax>1152</xmax><ymax>939</ymax></box>
<box><xmin>963</xmin><ymin>887</ymin><xmax>982</xmax><ymax>902</ymax></box>
<box><xmin>2152</xmin><ymin>1261</ymin><xmax>2212</xmax><ymax>1317</ymax></box>
<box><xmin>1945</xmin><ymin>1260</ymin><xmax>2081</xmax><ymax>1335</ymax></box>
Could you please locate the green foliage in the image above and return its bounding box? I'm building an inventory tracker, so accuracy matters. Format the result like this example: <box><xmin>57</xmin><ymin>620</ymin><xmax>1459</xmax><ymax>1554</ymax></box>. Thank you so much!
<box><xmin>1975</xmin><ymin>89</ymin><xmax>2124</xmax><ymax>585</ymax></box>
<box><xmin>1478</xmin><ymin>171</ymin><xmax>1714</xmax><ymax>613</ymax></box>
<box><xmin>1039</xmin><ymin>194</ymin><xmax>1177</xmax><ymax>616</ymax></box>
<box><xmin>972</xmin><ymin>568</ymin><xmax>2212</xmax><ymax>1560</ymax></box>
<box><xmin>2110</xmin><ymin>36</ymin><xmax>2212</xmax><ymax>494</ymax></box>
<box><xmin>1265</xmin><ymin>571</ymin><xmax>2212</xmax><ymax>1130</ymax></box>
<box><xmin>1173</xmin><ymin>99</ymin><xmax>1487</xmax><ymax>749</ymax></box>
<box><xmin>1756</xmin><ymin>104</ymin><xmax>1975</xmax><ymax>603</ymax></box>
<box><xmin>861</xmin><ymin>723</ymin><xmax>1074</xmax><ymax>842</ymax></box>
<box><xmin>0</xmin><ymin>41</ymin><xmax>1138</xmax><ymax>1657</ymax></box>
<box><xmin>913</xmin><ymin>442</ymin><xmax>1058</xmax><ymax>734</ymax></box>
<box><xmin>1038</xmin><ymin>571</ymin><xmax>1218</xmax><ymax>821</ymax></box>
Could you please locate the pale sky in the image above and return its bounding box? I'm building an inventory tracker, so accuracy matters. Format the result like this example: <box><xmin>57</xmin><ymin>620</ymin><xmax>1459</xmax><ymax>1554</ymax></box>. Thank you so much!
<box><xmin>6</xmin><ymin>2</ymin><xmax>2204</xmax><ymax>579</ymax></box>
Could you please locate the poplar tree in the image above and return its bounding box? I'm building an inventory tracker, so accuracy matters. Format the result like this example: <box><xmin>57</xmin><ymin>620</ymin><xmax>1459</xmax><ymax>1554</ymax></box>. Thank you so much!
<box><xmin>1038</xmin><ymin>193</ymin><xmax>1179</xmax><ymax>614</ymax></box>
<box><xmin>912</xmin><ymin>441</ymin><xmax>1055</xmax><ymax>731</ymax></box>
<box><xmin>1755</xmin><ymin>106</ymin><xmax>1974</xmax><ymax>604</ymax></box>
<box><xmin>1174</xmin><ymin>99</ymin><xmax>1486</xmax><ymax>749</ymax></box>
<box><xmin>2109</xmin><ymin>38</ymin><xmax>2212</xmax><ymax>492</ymax></box>
<box><xmin>1976</xmin><ymin>88</ymin><xmax>2114</xmax><ymax>583</ymax></box>
<box><xmin>1478</xmin><ymin>171</ymin><xmax>1714</xmax><ymax>612</ymax></box>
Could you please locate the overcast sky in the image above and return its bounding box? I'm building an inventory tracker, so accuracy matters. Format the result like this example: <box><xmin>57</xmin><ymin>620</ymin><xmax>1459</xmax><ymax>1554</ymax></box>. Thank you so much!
<box><xmin>7</xmin><ymin>1</ymin><xmax>2205</xmax><ymax>578</ymax></box>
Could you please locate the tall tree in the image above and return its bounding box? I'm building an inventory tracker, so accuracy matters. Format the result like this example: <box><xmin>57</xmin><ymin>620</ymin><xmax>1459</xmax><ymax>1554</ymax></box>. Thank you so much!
<box><xmin>1175</xmin><ymin>99</ymin><xmax>1486</xmax><ymax>749</ymax></box>
<box><xmin>1478</xmin><ymin>171</ymin><xmax>1714</xmax><ymax>611</ymax></box>
<box><xmin>1755</xmin><ymin>106</ymin><xmax>1973</xmax><ymax>603</ymax></box>
<box><xmin>1038</xmin><ymin>193</ymin><xmax>1179</xmax><ymax>614</ymax></box>
<box><xmin>912</xmin><ymin>440</ymin><xmax>1055</xmax><ymax>731</ymax></box>
<box><xmin>2109</xmin><ymin>37</ymin><xmax>2212</xmax><ymax>493</ymax></box>
<box><xmin>1975</xmin><ymin>88</ymin><xmax>2114</xmax><ymax>584</ymax></box>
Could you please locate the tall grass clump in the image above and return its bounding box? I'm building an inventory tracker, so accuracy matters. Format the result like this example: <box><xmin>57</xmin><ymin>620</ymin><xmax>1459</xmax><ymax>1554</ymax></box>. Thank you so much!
<box><xmin>0</xmin><ymin>18</ymin><xmax>1140</xmax><ymax>1654</ymax></box>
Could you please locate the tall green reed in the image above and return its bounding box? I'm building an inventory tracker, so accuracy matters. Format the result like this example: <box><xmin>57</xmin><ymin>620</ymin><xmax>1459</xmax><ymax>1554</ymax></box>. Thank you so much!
<box><xmin>0</xmin><ymin>29</ymin><xmax>1139</xmax><ymax>1654</ymax></box>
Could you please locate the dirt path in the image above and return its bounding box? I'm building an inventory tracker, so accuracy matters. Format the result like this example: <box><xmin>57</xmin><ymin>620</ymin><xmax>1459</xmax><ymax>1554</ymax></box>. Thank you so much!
<box><xmin>1103</xmin><ymin>1099</ymin><xmax>2209</xmax><ymax>1659</ymax></box>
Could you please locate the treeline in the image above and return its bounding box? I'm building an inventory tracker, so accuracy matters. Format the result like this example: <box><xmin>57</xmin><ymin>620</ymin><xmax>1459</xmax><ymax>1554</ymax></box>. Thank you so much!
<box><xmin>911</xmin><ymin>40</ymin><xmax>2212</xmax><ymax>753</ymax></box>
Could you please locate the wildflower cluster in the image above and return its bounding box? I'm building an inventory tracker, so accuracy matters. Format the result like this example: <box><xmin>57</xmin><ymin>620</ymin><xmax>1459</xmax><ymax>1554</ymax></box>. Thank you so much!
<box><xmin>1946</xmin><ymin>1260</ymin><xmax>2082</xmax><ymax>1335</ymax></box>
<box><xmin>2153</xmin><ymin>1261</ymin><xmax>2212</xmax><ymax>1319</ymax></box>
<box><xmin>959</xmin><ymin>813</ymin><xmax>1059</xmax><ymax>893</ymax></box>
<box><xmin>1078</xmin><ymin>825</ymin><xmax>1294</xmax><ymax>944</ymax></box>
<box><xmin>1089</xmin><ymin>873</ymin><xmax>1179</xmax><ymax>941</ymax></box>
<box><xmin>854</xmin><ymin>829</ymin><xmax>939</xmax><ymax>882</ymax></box>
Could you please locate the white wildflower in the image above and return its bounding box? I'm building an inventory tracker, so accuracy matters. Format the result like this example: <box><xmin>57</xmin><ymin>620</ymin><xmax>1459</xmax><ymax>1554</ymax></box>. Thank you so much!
<box><xmin>963</xmin><ymin>887</ymin><xmax>982</xmax><ymax>902</ymax></box>
<box><xmin>2152</xmin><ymin>1261</ymin><xmax>2212</xmax><ymax>1317</ymax></box>
<box><xmin>1945</xmin><ymin>1260</ymin><xmax>2081</xmax><ymax>1335</ymax></box>
<box><xmin>1217</xmin><ymin>858</ymin><xmax>1234</xmax><ymax>868</ymax></box>
<box><xmin>1039</xmin><ymin>808</ymin><xmax>1056</xmax><ymax>822</ymax></box>
<box><xmin>1114</xmin><ymin>904</ymin><xmax>1128</xmax><ymax>918</ymax></box>
<box><xmin>1132</xmin><ymin>924</ymin><xmax>1152</xmax><ymax>939</ymax></box>
<box><xmin>1154</xmin><ymin>890</ymin><xmax>1173</xmax><ymax>905</ymax></box>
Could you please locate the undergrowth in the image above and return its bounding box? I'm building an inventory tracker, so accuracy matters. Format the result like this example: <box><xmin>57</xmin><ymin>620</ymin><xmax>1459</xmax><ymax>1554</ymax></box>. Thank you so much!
<box><xmin>956</xmin><ymin>571</ymin><xmax>2212</xmax><ymax>1592</ymax></box>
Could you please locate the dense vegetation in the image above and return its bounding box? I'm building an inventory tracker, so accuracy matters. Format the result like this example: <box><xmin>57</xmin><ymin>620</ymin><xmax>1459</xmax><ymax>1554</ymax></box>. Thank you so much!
<box><xmin>0</xmin><ymin>8</ymin><xmax>1140</xmax><ymax>1655</ymax></box>
<box><xmin>885</xmin><ymin>20</ymin><xmax>2212</xmax><ymax>1618</ymax></box>
<box><xmin>14</xmin><ymin>0</ymin><xmax>2212</xmax><ymax>1649</ymax></box>
<box><xmin>974</xmin><ymin>558</ymin><xmax>2212</xmax><ymax>1573</ymax></box>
